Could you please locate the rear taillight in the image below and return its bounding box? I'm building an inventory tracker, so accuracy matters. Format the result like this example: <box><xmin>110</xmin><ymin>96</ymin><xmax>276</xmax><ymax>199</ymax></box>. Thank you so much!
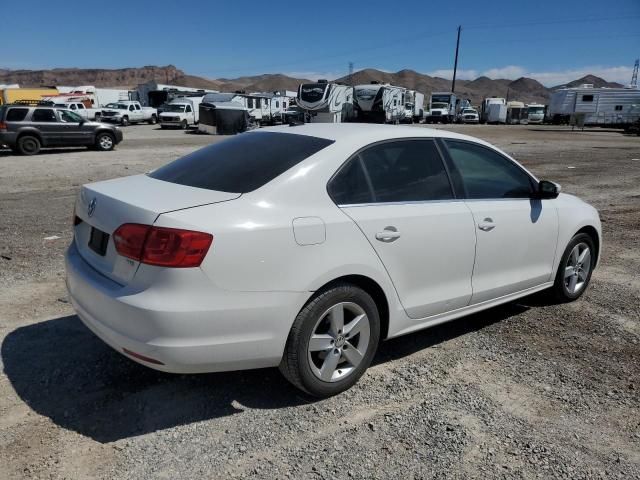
<box><xmin>0</xmin><ymin>121</ymin><xmax>7</xmax><ymax>131</ymax></box>
<box><xmin>113</xmin><ymin>223</ymin><xmax>213</xmax><ymax>268</ymax></box>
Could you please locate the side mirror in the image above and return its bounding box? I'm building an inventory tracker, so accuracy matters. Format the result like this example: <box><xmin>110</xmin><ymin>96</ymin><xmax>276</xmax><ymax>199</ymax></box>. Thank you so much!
<box><xmin>535</xmin><ymin>180</ymin><xmax>560</xmax><ymax>199</ymax></box>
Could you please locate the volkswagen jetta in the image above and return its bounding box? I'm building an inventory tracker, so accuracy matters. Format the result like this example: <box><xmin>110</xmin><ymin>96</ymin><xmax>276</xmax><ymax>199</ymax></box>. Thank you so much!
<box><xmin>65</xmin><ymin>124</ymin><xmax>601</xmax><ymax>397</ymax></box>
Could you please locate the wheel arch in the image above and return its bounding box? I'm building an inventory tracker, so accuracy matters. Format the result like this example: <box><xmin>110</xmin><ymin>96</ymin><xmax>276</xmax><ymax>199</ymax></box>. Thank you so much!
<box><xmin>575</xmin><ymin>225</ymin><xmax>600</xmax><ymax>267</ymax></box>
<box><xmin>312</xmin><ymin>274</ymin><xmax>390</xmax><ymax>341</ymax></box>
<box><xmin>16</xmin><ymin>129</ymin><xmax>43</xmax><ymax>144</ymax></box>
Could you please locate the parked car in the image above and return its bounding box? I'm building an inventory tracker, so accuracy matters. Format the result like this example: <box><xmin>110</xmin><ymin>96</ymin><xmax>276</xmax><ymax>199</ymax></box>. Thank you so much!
<box><xmin>0</xmin><ymin>104</ymin><xmax>123</xmax><ymax>155</ymax></box>
<box><xmin>52</xmin><ymin>101</ymin><xmax>102</xmax><ymax>120</ymax></box>
<box><xmin>100</xmin><ymin>101</ymin><xmax>157</xmax><ymax>126</ymax></box>
<box><xmin>65</xmin><ymin>124</ymin><xmax>601</xmax><ymax>397</ymax></box>
<box><xmin>457</xmin><ymin>108</ymin><xmax>479</xmax><ymax>123</ymax></box>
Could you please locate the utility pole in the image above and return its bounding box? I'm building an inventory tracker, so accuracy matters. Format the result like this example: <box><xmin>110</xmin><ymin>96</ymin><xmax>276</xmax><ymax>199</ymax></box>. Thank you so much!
<box><xmin>348</xmin><ymin>62</ymin><xmax>354</xmax><ymax>86</ymax></box>
<box><xmin>451</xmin><ymin>25</ymin><xmax>461</xmax><ymax>93</ymax></box>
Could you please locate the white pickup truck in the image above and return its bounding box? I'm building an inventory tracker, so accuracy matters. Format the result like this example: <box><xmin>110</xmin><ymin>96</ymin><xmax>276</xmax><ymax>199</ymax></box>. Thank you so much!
<box><xmin>100</xmin><ymin>101</ymin><xmax>157</xmax><ymax>126</ymax></box>
<box><xmin>52</xmin><ymin>101</ymin><xmax>102</xmax><ymax>121</ymax></box>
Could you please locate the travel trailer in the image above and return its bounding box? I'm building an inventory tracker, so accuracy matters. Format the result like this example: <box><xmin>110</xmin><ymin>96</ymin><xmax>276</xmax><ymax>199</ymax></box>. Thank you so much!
<box><xmin>402</xmin><ymin>90</ymin><xmax>425</xmax><ymax>123</ymax></box>
<box><xmin>353</xmin><ymin>83</ymin><xmax>405</xmax><ymax>123</ymax></box>
<box><xmin>480</xmin><ymin>97</ymin><xmax>506</xmax><ymax>123</ymax></box>
<box><xmin>134</xmin><ymin>81</ymin><xmax>218</xmax><ymax>107</ymax></box>
<box><xmin>296</xmin><ymin>81</ymin><xmax>355</xmax><ymax>123</ymax></box>
<box><xmin>426</xmin><ymin>92</ymin><xmax>458</xmax><ymax>123</ymax></box>
<box><xmin>527</xmin><ymin>104</ymin><xmax>545</xmax><ymax>124</ymax></box>
<box><xmin>548</xmin><ymin>85</ymin><xmax>640</xmax><ymax>126</ymax></box>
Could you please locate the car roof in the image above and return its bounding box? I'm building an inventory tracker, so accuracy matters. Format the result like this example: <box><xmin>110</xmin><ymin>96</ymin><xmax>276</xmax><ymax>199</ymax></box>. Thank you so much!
<box><xmin>258</xmin><ymin>122</ymin><xmax>490</xmax><ymax>146</ymax></box>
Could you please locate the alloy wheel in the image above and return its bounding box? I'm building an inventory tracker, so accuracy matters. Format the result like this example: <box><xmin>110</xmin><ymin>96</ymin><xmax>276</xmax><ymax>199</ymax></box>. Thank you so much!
<box><xmin>307</xmin><ymin>302</ymin><xmax>371</xmax><ymax>382</ymax></box>
<box><xmin>564</xmin><ymin>242</ymin><xmax>591</xmax><ymax>294</ymax></box>
<box><xmin>99</xmin><ymin>135</ymin><xmax>113</xmax><ymax>150</ymax></box>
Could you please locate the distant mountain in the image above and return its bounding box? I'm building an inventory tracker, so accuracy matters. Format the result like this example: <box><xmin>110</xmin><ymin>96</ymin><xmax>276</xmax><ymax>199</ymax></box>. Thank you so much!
<box><xmin>0</xmin><ymin>66</ymin><xmax>625</xmax><ymax>106</ymax></box>
<box><xmin>552</xmin><ymin>75</ymin><xmax>623</xmax><ymax>90</ymax></box>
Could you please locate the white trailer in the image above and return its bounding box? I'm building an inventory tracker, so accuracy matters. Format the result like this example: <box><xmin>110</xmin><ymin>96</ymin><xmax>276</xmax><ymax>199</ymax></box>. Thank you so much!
<box><xmin>159</xmin><ymin>96</ymin><xmax>205</xmax><ymax>129</ymax></box>
<box><xmin>401</xmin><ymin>90</ymin><xmax>425</xmax><ymax>123</ymax></box>
<box><xmin>296</xmin><ymin>82</ymin><xmax>355</xmax><ymax>123</ymax></box>
<box><xmin>548</xmin><ymin>85</ymin><xmax>640</xmax><ymax>126</ymax></box>
<box><xmin>480</xmin><ymin>97</ymin><xmax>506</xmax><ymax>123</ymax></box>
<box><xmin>354</xmin><ymin>83</ymin><xmax>405</xmax><ymax>123</ymax></box>
<box><xmin>50</xmin><ymin>86</ymin><xmax>130</xmax><ymax>108</ymax></box>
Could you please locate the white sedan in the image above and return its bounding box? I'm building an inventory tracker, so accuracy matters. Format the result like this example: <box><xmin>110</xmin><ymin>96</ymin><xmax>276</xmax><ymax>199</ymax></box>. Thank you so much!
<box><xmin>65</xmin><ymin>124</ymin><xmax>601</xmax><ymax>397</ymax></box>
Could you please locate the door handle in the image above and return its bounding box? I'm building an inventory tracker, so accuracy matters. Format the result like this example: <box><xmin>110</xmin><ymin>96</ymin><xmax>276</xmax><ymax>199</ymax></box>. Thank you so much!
<box><xmin>478</xmin><ymin>217</ymin><xmax>495</xmax><ymax>231</ymax></box>
<box><xmin>375</xmin><ymin>227</ymin><xmax>401</xmax><ymax>242</ymax></box>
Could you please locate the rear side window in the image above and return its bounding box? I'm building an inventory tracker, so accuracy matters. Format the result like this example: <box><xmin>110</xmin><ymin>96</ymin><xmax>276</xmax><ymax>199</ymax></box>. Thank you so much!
<box><xmin>6</xmin><ymin>108</ymin><xmax>29</xmax><ymax>121</ymax></box>
<box><xmin>329</xmin><ymin>140</ymin><xmax>453</xmax><ymax>204</ymax></box>
<box><xmin>32</xmin><ymin>109</ymin><xmax>57</xmax><ymax>122</ymax></box>
<box><xmin>149</xmin><ymin>132</ymin><xmax>334</xmax><ymax>193</ymax></box>
<box><xmin>445</xmin><ymin>140</ymin><xmax>534</xmax><ymax>199</ymax></box>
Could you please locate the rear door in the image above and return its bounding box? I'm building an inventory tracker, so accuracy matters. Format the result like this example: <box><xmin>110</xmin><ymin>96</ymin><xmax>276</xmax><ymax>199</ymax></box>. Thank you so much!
<box><xmin>31</xmin><ymin>108</ymin><xmax>65</xmax><ymax>146</ymax></box>
<box><xmin>331</xmin><ymin>139</ymin><xmax>476</xmax><ymax>319</ymax></box>
<box><xmin>442</xmin><ymin>139</ymin><xmax>559</xmax><ymax>304</ymax></box>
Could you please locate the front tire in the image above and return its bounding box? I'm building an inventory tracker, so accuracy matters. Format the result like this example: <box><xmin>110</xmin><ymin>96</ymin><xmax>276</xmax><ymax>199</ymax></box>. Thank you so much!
<box><xmin>280</xmin><ymin>283</ymin><xmax>380</xmax><ymax>397</ymax></box>
<box><xmin>148</xmin><ymin>115</ymin><xmax>157</xmax><ymax>125</ymax></box>
<box><xmin>120</xmin><ymin>116</ymin><xmax>129</xmax><ymax>127</ymax></box>
<box><xmin>551</xmin><ymin>233</ymin><xmax>596</xmax><ymax>302</ymax></box>
<box><xmin>180</xmin><ymin>119</ymin><xmax>188</xmax><ymax>130</ymax></box>
<box><xmin>17</xmin><ymin>135</ymin><xmax>41</xmax><ymax>155</ymax></box>
<box><xmin>95</xmin><ymin>132</ymin><xmax>115</xmax><ymax>151</ymax></box>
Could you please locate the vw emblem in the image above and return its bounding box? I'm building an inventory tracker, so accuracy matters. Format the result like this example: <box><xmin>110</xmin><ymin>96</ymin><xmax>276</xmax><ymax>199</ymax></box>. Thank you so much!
<box><xmin>87</xmin><ymin>198</ymin><xmax>97</xmax><ymax>217</ymax></box>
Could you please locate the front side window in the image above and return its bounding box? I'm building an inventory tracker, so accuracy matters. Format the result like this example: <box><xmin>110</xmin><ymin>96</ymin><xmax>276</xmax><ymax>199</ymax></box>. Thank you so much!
<box><xmin>69</xmin><ymin>104</ymin><xmax>77</xmax><ymax>110</ymax></box>
<box><xmin>149</xmin><ymin>132</ymin><xmax>334</xmax><ymax>193</ymax></box>
<box><xmin>185</xmin><ymin>105</ymin><xmax>192</xmax><ymax>113</ymax></box>
<box><xmin>32</xmin><ymin>109</ymin><xmax>57</xmax><ymax>122</ymax></box>
<box><xmin>6</xmin><ymin>108</ymin><xmax>29</xmax><ymax>121</ymax></box>
<box><xmin>58</xmin><ymin>110</ymin><xmax>83</xmax><ymax>123</ymax></box>
<box><xmin>328</xmin><ymin>139</ymin><xmax>453</xmax><ymax>204</ymax></box>
<box><xmin>129</xmin><ymin>105</ymin><xmax>135</xmax><ymax>111</ymax></box>
<box><xmin>444</xmin><ymin>140</ymin><xmax>534</xmax><ymax>199</ymax></box>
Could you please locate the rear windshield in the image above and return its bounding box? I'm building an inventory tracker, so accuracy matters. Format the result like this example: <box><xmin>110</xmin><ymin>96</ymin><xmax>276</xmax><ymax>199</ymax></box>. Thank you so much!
<box><xmin>149</xmin><ymin>131</ymin><xmax>334</xmax><ymax>193</ymax></box>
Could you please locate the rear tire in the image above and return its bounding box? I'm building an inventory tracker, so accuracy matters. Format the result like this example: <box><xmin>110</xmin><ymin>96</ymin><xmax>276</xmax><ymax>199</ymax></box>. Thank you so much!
<box><xmin>17</xmin><ymin>135</ymin><xmax>41</xmax><ymax>156</ymax></box>
<box><xmin>550</xmin><ymin>233</ymin><xmax>596</xmax><ymax>302</ymax></box>
<box><xmin>95</xmin><ymin>132</ymin><xmax>115</xmax><ymax>151</ymax></box>
<box><xmin>279</xmin><ymin>283</ymin><xmax>380</xmax><ymax>397</ymax></box>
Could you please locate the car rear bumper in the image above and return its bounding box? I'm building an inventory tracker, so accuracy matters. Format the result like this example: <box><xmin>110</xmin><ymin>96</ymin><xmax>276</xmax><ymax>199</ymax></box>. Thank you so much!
<box><xmin>65</xmin><ymin>241</ymin><xmax>308</xmax><ymax>374</ymax></box>
<box><xmin>0</xmin><ymin>132</ymin><xmax>17</xmax><ymax>146</ymax></box>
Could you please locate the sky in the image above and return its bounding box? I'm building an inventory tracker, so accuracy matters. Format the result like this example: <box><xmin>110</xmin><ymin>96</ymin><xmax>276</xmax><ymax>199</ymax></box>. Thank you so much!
<box><xmin>3</xmin><ymin>0</ymin><xmax>639</xmax><ymax>86</ymax></box>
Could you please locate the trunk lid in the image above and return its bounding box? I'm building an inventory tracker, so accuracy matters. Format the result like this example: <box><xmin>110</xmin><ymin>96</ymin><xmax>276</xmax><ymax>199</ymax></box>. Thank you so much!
<box><xmin>73</xmin><ymin>174</ymin><xmax>239</xmax><ymax>285</ymax></box>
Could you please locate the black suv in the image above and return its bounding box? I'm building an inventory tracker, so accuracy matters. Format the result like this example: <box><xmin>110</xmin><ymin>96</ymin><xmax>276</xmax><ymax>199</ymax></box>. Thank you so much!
<box><xmin>0</xmin><ymin>105</ymin><xmax>123</xmax><ymax>155</ymax></box>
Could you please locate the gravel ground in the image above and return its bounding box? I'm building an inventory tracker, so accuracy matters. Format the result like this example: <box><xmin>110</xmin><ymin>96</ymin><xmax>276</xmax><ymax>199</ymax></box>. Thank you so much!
<box><xmin>0</xmin><ymin>124</ymin><xmax>639</xmax><ymax>479</ymax></box>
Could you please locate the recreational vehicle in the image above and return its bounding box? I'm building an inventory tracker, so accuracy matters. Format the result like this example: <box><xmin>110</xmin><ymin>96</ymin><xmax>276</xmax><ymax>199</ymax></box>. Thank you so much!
<box><xmin>548</xmin><ymin>85</ymin><xmax>640</xmax><ymax>127</ymax></box>
<box><xmin>480</xmin><ymin>97</ymin><xmax>506</xmax><ymax>123</ymax></box>
<box><xmin>353</xmin><ymin>83</ymin><xmax>405</xmax><ymax>123</ymax></box>
<box><xmin>135</xmin><ymin>81</ymin><xmax>218</xmax><ymax>107</ymax></box>
<box><xmin>402</xmin><ymin>90</ymin><xmax>425</xmax><ymax>123</ymax></box>
<box><xmin>527</xmin><ymin>104</ymin><xmax>545</xmax><ymax>124</ymax></box>
<box><xmin>506</xmin><ymin>101</ymin><xmax>527</xmax><ymax>124</ymax></box>
<box><xmin>296</xmin><ymin>81</ymin><xmax>354</xmax><ymax>123</ymax></box>
<box><xmin>426</xmin><ymin>92</ymin><xmax>458</xmax><ymax>123</ymax></box>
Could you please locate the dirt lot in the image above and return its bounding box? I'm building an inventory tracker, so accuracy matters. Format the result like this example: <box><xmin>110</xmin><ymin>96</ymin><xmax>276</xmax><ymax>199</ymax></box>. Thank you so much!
<box><xmin>0</xmin><ymin>124</ymin><xmax>639</xmax><ymax>479</ymax></box>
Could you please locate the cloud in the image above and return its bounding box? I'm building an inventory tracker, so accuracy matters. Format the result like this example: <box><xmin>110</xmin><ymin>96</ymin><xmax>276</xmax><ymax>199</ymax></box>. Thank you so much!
<box><xmin>428</xmin><ymin>68</ymin><xmax>479</xmax><ymax>80</ymax></box>
<box><xmin>426</xmin><ymin>65</ymin><xmax>634</xmax><ymax>86</ymax></box>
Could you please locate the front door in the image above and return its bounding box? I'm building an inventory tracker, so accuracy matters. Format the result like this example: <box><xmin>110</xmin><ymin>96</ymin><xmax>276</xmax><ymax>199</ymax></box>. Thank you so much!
<box><xmin>329</xmin><ymin>139</ymin><xmax>477</xmax><ymax>319</ymax></box>
<box><xmin>442</xmin><ymin>139</ymin><xmax>559</xmax><ymax>304</ymax></box>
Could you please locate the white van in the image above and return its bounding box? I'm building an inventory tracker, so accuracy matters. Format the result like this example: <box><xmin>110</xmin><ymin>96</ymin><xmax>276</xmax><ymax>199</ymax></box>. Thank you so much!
<box><xmin>159</xmin><ymin>96</ymin><xmax>204</xmax><ymax>129</ymax></box>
